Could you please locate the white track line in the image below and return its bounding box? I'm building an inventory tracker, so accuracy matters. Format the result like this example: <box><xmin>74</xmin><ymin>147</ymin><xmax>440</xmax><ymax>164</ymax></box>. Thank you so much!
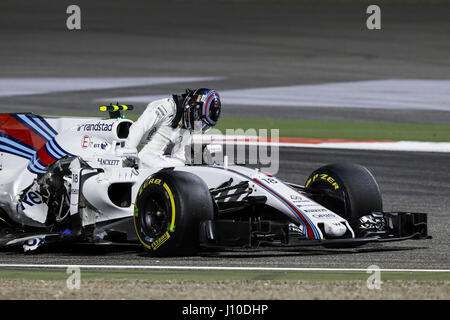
<box><xmin>193</xmin><ymin>135</ymin><xmax>450</xmax><ymax>153</ymax></box>
<box><xmin>0</xmin><ymin>264</ymin><xmax>448</xmax><ymax>273</ymax></box>
<box><xmin>0</xmin><ymin>77</ymin><xmax>223</xmax><ymax>98</ymax></box>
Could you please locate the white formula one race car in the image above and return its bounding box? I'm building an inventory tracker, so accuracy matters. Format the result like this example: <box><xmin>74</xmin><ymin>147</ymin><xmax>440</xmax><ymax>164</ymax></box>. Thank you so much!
<box><xmin>0</xmin><ymin>106</ymin><xmax>429</xmax><ymax>255</ymax></box>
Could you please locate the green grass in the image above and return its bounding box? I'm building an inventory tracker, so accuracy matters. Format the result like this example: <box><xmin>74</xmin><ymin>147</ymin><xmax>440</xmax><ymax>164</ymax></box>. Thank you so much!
<box><xmin>48</xmin><ymin>113</ymin><xmax>450</xmax><ymax>142</ymax></box>
<box><xmin>0</xmin><ymin>268</ymin><xmax>449</xmax><ymax>282</ymax></box>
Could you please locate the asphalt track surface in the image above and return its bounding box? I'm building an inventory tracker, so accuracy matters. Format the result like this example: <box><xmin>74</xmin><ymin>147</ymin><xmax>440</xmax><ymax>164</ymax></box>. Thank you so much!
<box><xmin>1</xmin><ymin>1</ymin><xmax>450</xmax><ymax>123</ymax></box>
<box><xmin>0</xmin><ymin>1</ymin><xmax>449</xmax><ymax>270</ymax></box>
<box><xmin>0</xmin><ymin>147</ymin><xmax>448</xmax><ymax>270</ymax></box>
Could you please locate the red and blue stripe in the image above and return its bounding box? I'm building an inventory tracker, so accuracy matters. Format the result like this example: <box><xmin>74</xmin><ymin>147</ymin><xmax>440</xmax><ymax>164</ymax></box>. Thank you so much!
<box><xmin>215</xmin><ymin>166</ymin><xmax>321</xmax><ymax>240</ymax></box>
<box><xmin>0</xmin><ymin>113</ymin><xmax>72</xmax><ymax>174</ymax></box>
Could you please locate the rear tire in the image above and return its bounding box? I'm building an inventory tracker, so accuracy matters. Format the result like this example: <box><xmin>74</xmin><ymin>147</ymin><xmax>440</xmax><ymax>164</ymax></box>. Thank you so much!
<box><xmin>305</xmin><ymin>163</ymin><xmax>382</xmax><ymax>226</ymax></box>
<box><xmin>134</xmin><ymin>170</ymin><xmax>214</xmax><ymax>256</ymax></box>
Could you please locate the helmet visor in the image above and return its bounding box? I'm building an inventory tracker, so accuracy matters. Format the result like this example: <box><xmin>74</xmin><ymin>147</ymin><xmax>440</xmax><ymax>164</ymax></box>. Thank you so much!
<box><xmin>202</xmin><ymin>93</ymin><xmax>221</xmax><ymax>126</ymax></box>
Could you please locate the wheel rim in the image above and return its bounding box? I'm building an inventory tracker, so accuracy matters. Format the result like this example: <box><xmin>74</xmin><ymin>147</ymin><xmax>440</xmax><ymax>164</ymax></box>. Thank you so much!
<box><xmin>141</xmin><ymin>193</ymin><xmax>169</xmax><ymax>240</ymax></box>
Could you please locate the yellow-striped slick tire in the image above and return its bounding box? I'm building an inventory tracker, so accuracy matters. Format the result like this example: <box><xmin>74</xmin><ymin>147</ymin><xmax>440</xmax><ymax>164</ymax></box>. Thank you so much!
<box><xmin>134</xmin><ymin>170</ymin><xmax>214</xmax><ymax>256</ymax></box>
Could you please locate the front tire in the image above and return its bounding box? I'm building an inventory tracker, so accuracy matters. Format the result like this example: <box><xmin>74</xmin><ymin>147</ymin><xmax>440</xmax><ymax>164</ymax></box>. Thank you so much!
<box><xmin>305</xmin><ymin>163</ymin><xmax>383</xmax><ymax>226</ymax></box>
<box><xmin>134</xmin><ymin>170</ymin><xmax>214</xmax><ymax>256</ymax></box>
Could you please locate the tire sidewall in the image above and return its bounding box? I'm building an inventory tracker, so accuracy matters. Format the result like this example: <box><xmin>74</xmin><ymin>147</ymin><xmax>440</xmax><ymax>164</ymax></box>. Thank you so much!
<box><xmin>305</xmin><ymin>163</ymin><xmax>382</xmax><ymax>224</ymax></box>
<box><xmin>134</xmin><ymin>170</ymin><xmax>212</xmax><ymax>256</ymax></box>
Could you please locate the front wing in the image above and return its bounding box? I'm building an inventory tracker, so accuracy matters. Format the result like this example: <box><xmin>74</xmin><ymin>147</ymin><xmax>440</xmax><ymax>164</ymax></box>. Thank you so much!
<box><xmin>198</xmin><ymin>211</ymin><xmax>430</xmax><ymax>251</ymax></box>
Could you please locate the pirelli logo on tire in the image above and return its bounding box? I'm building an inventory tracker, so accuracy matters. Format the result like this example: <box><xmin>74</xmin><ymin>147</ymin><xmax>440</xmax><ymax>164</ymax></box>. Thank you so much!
<box><xmin>306</xmin><ymin>173</ymin><xmax>340</xmax><ymax>190</ymax></box>
<box><xmin>151</xmin><ymin>231</ymin><xmax>171</xmax><ymax>250</ymax></box>
<box><xmin>139</xmin><ymin>178</ymin><xmax>162</xmax><ymax>195</ymax></box>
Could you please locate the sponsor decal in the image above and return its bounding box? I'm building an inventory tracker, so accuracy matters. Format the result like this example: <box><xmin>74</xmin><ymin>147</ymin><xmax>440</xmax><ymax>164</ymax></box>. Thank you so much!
<box><xmin>139</xmin><ymin>178</ymin><xmax>162</xmax><ymax>195</ymax></box>
<box><xmin>312</xmin><ymin>213</ymin><xmax>337</xmax><ymax>218</ymax></box>
<box><xmin>306</xmin><ymin>173</ymin><xmax>340</xmax><ymax>190</ymax></box>
<box><xmin>261</xmin><ymin>177</ymin><xmax>278</xmax><ymax>184</ymax></box>
<box><xmin>17</xmin><ymin>190</ymin><xmax>43</xmax><ymax>211</ymax></box>
<box><xmin>289</xmin><ymin>194</ymin><xmax>310</xmax><ymax>205</ymax></box>
<box><xmin>77</xmin><ymin>122</ymin><xmax>113</xmax><ymax>132</ymax></box>
<box><xmin>23</xmin><ymin>237</ymin><xmax>46</xmax><ymax>252</ymax></box>
<box><xmin>150</xmin><ymin>231</ymin><xmax>171</xmax><ymax>250</ymax></box>
<box><xmin>81</xmin><ymin>135</ymin><xmax>90</xmax><ymax>149</ymax></box>
<box><xmin>304</xmin><ymin>208</ymin><xmax>328</xmax><ymax>213</ymax></box>
<box><xmin>93</xmin><ymin>142</ymin><xmax>108</xmax><ymax>150</ymax></box>
<box><xmin>97</xmin><ymin>158</ymin><xmax>120</xmax><ymax>166</ymax></box>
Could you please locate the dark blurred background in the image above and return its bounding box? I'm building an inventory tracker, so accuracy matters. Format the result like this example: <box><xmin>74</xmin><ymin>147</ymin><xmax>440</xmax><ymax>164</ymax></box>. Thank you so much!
<box><xmin>0</xmin><ymin>0</ymin><xmax>449</xmax><ymax>122</ymax></box>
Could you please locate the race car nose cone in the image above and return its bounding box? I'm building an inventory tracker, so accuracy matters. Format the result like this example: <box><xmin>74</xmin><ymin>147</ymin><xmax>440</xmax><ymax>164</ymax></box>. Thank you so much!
<box><xmin>323</xmin><ymin>222</ymin><xmax>347</xmax><ymax>238</ymax></box>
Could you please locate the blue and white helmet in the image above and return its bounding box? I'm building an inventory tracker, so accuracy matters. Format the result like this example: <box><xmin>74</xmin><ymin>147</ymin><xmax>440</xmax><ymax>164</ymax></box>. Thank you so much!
<box><xmin>182</xmin><ymin>88</ymin><xmax>221</xmax><ymax>132</ymax></box>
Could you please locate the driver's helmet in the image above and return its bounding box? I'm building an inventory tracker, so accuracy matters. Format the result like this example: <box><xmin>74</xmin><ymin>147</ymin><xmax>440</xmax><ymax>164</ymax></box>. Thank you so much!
<box><xmin>182</xmin><ymin>88</ymin><xmax>221</xmax><ymax>132</ymax></box>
